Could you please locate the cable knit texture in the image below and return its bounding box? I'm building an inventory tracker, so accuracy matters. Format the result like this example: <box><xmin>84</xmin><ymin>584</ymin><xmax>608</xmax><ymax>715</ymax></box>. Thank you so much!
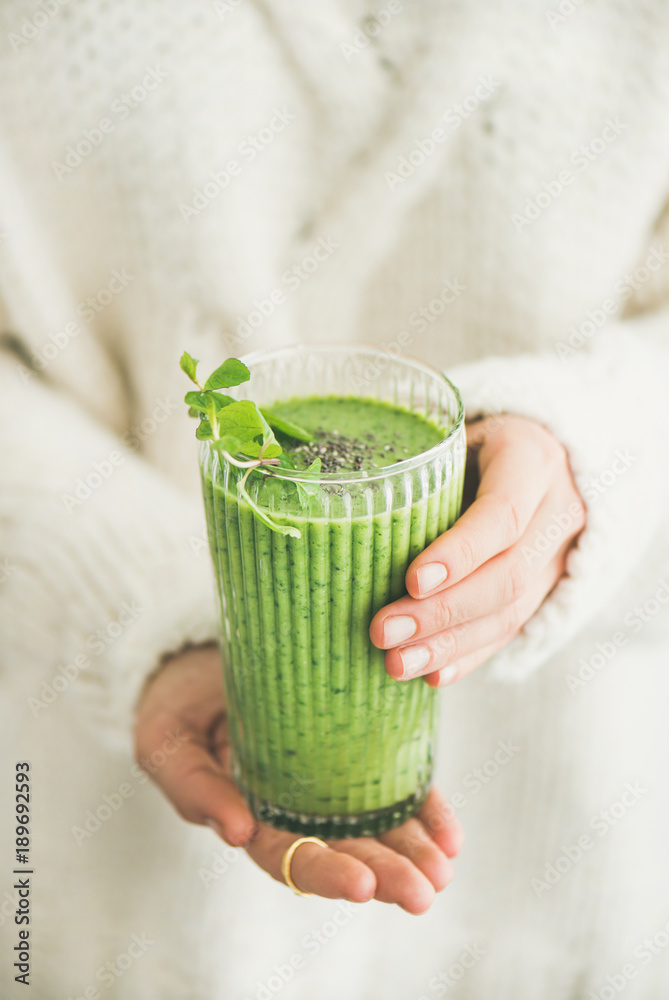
<box><xmin>0</xmin><ymin>1</ymin><xmax>668</xmax><ymax>998</ymax></box>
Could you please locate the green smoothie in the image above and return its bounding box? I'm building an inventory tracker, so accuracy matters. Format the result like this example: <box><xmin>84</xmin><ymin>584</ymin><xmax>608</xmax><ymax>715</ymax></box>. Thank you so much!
<box><xmin>273</xmin><ymin>395</ymin><xmax>445</xmax><ymax>471</ymax></box>
<box><xmin>200</xmin><ymin>394</ymin><xmax>465</xmax><ymax>837</ymax></box>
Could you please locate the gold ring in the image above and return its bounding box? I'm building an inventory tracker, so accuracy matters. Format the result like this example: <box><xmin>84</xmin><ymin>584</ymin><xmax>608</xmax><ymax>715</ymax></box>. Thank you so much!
<box><xmin>281</xmin><ymin>836</ymin><xmax>329</xmax><ymax>896</ymax></box>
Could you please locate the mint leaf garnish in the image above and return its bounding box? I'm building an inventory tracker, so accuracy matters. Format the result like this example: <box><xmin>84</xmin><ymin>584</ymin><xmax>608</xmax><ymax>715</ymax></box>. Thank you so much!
<box><xmin>217</xmin><ymin>400</ymin><xmax>266</xmax><ymax>455</ymax></box>
<box><xmin>213</xmin><ymin>434</ymin><xmax>244</xmax><ymax>455</ymax></box>
<box><xmin>296</xmin><ymin>458</ymin><xmax>322</xmax><ymax>501</ymax></box>
<box><xmin>180</xmin><ymin>353</ymin><xmax>320</xmax><ymax>538</ymax></box>
<box><xmin>237</xmin><ymin>475</ymin><xmax>301</xmax><ymax>539</ymax></box>
<box><xmin>204</xmin><ymin>359</ymin><xmax>250</xmax><ymax>390</ymax></box>
<box><xmin>185</xmin><ymin>390</ymin><xmax>234</xmax><ymax>414</ymax></box>
<box><xmin>180</xmin><ymin>351</ymin><xmax>200</xmax><ymax>384</ymax></box>
<box><xmin>195</xmin><ymin>420</ymin><xmax>213</xmax><ymax>440</ymax></box>
<box><xmin>256</xmin><ymin>409</ymin><xmax>282</xmax><ymax>459</ymax></box>
<box><xmin>261</xmin><ymin>439</ymin><xmax>282</xmax><ymax>459</ymax></box>
<box><xmin>259</xmin><ymin>408</ymin><xmax>313</xmax><ymax>444</ymax></box>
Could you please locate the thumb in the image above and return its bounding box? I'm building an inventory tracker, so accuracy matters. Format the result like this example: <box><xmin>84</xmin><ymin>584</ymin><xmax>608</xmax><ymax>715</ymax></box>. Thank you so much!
<box><xmin>135</xmin><ymin>713</ymin><xmax>257</xmax><ymax>847</ymax></box>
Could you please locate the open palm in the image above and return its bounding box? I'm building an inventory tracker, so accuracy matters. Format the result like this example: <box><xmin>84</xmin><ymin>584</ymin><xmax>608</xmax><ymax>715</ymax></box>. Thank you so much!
<box><xmin>135</xmin><ymin>645</ymin><xmax>463</xmax><ymax>914</ymax></box>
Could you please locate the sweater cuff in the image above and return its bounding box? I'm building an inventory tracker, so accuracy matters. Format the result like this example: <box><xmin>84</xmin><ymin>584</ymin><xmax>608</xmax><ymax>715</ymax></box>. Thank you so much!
<box><xmin>448</xmin><ymin>331</ymin><xmax>660</xmax><ymax>681</ymax></box>
<box><xmin>5</xmin><ymin>466</ymin><xmax>219</xmax><ymax>746</ymax></box>
<box><xmin>0</xmin><ymin>359</ymin><xmax>219</xmax><ymax>745</ymax></box>
<box><xmin>82</xmin><ymin>490</ymin><xmax>219</xmax><ymax>730</ymax></box>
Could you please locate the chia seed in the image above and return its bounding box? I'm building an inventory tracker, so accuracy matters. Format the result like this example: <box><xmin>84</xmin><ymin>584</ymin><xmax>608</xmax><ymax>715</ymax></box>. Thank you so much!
<box><xmin>291</xmin><ymin>428</ymin><xmax>379</xmax><ymax>473</ymax></box>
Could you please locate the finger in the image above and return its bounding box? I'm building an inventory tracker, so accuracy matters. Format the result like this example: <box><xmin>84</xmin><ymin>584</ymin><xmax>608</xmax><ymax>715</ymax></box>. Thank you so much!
<box><xmin>245</xmin><ymin>827</ymin><xmax>377</xmax><ymax>903</ymax></box>
<box><xmin>385</xmin><ymin>561</ymin><xmax>560</xmax><ymax>680</ymax></box>
<box><xmin>406</xmin><ymin>427</ymin><xmax>555</xmax><ymax>598</ymax></box>
<box><xmin>415</xmin><ymin>786</ymin><xmax>465</xmax><ymax>858</ymax></box>
<box><xmin>424</xmin><ymin>638</ymin><xmax>510</xmax><ymax>688</ymax></box>
<box><xmin>136</xmin><ymin>712</ymin><xmax>257</xmax><ymax>847</ymax></box>
<box><xmin>379</xmin><ymin>819</ymin><xmax>454</xmax><ymax>892</ymax></box>
<box><xmin>414</xmin><ymin>788</ymin><xmax>467</xmax><ymax>888</ymax></box>
<box><xmin>372</xmin><ymin>492</ymin><xmax>578</xmax><ymax>648</ymax></box>
<box><xmin>517</xmin><ymin>489</ymin><xmax>586</xmax><ymax>572</ymax></box>
<box><xmin>371</xmin><ymin>546</ymin><xmax>535</xmax><ymax>648</ymax></box>
<box><xmin>329</xmin><ymin>838</ymin><xmax>436</xmax><ymax>914</ymax></box>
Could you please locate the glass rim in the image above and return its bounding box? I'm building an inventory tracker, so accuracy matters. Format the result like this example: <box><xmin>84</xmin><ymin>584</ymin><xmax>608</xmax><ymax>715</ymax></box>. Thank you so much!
<box><xmin>232</xmin><ymin>342</ymin><xmax>465</xmax><ymax>485</ymax></box>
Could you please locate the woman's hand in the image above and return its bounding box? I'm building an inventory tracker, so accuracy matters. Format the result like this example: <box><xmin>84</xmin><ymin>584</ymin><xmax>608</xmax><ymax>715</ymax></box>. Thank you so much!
<box><xmin>370</xmin><ymin>415</ymin><xmax>586</xmax><ymax>687</ymax></box>
<box><xmin>135</xmin><ymin>646</ymin><xmax>463</xmax><ymax>914</ymax></box>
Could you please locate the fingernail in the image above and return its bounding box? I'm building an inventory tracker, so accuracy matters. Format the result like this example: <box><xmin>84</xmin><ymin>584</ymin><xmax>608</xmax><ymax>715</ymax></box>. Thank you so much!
<box><xmin>399</xmin><ymin>644</ymin><xmax>431</xmax><ymax>679</ymax></box>
<box><xmin>383</xmin><ymin>615</ymin><xmax>417</xmax><ymax>646</ymax></box>
<box><xmin>438</xmin><ymin>665</ymin><xmax>457</xmax><ymax>687</ymax></box>
<box><xmin>416</xmin><ymin>562</ymin><xmax>448</xmax><ymax>595</ymax></box>
<box><xmin>205</xmin><ymin>817</ymin><xmax>223</xmax><ymax>837</ymax></box>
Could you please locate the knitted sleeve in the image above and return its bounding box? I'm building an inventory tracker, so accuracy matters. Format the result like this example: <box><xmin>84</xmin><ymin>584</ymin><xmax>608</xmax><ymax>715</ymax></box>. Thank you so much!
<box><xmin>449</xmin><ymin>308</ymin><xmax>669</xmax><ymax>681</ymax></box>
<box><xmin>0</xmin><ymin>348</ymin><xmax>218</xmax><ymax>747</ymax></box>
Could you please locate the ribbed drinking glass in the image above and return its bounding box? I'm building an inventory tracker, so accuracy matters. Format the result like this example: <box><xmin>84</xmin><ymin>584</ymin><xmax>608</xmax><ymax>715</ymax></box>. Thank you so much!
<box><xmin>199</xmin><ymin>344</ymin><xmax>465</xmax><ymax>838</ymax></box>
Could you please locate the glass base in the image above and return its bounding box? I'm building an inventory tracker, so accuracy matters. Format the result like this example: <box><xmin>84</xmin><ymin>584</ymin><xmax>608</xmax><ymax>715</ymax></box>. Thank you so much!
<box><xmin>245</xmin><ymin>787</ymin><xmax>429</xmax><ymax>839</ymax></box>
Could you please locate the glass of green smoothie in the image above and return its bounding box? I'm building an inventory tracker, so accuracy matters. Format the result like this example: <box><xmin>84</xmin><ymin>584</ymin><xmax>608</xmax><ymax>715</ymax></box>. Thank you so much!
<box><xmin>198</xmin><ymin>345</ymin><xmax>465</xmax><ymax>838</ymax></box>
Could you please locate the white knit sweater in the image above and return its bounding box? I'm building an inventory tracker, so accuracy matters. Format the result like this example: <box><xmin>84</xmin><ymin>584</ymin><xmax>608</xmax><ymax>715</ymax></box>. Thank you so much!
<box><xmin>1</xmin><ymin>2</ymin><xmax>669</xmax><ymax>998</ymax></box>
